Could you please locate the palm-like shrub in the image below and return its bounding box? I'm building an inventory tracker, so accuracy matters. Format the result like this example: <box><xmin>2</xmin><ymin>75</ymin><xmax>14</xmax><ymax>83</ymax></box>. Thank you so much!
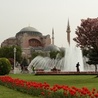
<box><xmin>0</xmin><ymin>58</ymin><xmax>11</xmax><ymax>75</ymax></box>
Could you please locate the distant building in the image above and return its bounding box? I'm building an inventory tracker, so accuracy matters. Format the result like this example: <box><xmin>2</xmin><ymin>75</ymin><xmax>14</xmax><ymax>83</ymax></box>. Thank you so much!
<box><xmin>1</xmin><ymin>26</ymin><xmax>51</xmax><ymax>57</ymax></box>
<box><xmin>1</xmin><ymin>20</ymin><xmax>70</xmax><ymax>58</ymax></box>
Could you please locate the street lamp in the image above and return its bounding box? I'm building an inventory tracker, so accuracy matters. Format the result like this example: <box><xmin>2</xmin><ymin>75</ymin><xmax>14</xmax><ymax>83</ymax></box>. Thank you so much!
<box><xmin>14</xmin><ymin>47</ymin><xmax>16</xmax><ymax>74</ymax></box>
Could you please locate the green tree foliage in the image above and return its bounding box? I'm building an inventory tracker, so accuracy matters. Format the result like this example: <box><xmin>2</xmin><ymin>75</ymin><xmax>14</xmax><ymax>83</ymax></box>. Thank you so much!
<box><xmin>31</xmin><ymin>51</ymin><xmax>64</xmax><ymax>62</ymax></box>
<box><xmin>20</xmin><ymin>57</ymin><xmax>28</xmax><ymax>71</ymax></box>
<box><xmin>0</xmin><ymin>58</ymin><xmax>11</xmax><ymax>75</ymax></box>
<box><xmin>82</xmin><ymin>49</ymin><xmax>89</xmax><ymax>57</ymax></box>
<box><xmin>60</xmin><ymin>51</ymin><xmax>65</xmax><ymax>58</ymax></box>
<box><xmin>15</xmin><ymin>46</ymin><xmax>22</xmax><ymax>62</ymax></box>
<box><xmin>49</xmin><ymin>51</ymin><xmax>59</xmax><ymax>59</ymax></box>
<box><xmin>86</xmin><ymin>49</ymin><xmax>98</xmax><ymax>72</ymax></box>
<box><xmin>31</xmin><ymin>51</ymin><xmax>45</xmax><ymax>60</ymax></box>
<box><xmin>21</xmin><ymin>58</ymin><xmax>28</xmax><ymax>67</ymax></box>
<box><xmin>0</xmin><ymin>46</ymin><xmax>22</xmax><ymax>62</ymax></box>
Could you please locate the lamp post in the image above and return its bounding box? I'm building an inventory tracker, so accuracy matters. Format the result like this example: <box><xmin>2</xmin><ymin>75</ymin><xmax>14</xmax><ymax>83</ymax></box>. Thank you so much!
<box><xmin>14</xmin><ymin>47</ymin><xmax>16</xmax><ymax>74</ymax></box>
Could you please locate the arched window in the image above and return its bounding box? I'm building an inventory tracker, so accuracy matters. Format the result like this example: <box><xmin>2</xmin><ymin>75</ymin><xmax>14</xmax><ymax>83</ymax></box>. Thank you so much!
<box><xmin>29</xmin><ymin>39</ymin><xmax>42</xmax><ymax>47</ymax></box>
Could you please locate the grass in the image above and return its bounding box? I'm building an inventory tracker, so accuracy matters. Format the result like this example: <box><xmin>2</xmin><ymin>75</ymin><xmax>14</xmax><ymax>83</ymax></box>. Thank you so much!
<box><xmin>9</xmin><ymin>74</ymin><xmax>98</xmax><ymax>90</ymax></box>
<box><xmin>0</xmin><ymin>74</ymin><xmax>98</xmax><ymax>98</ymax></box>
<box><xmin>0</xmin><ymin>85</ymin><xmax>38</xmax><ymax>98</ymax></box>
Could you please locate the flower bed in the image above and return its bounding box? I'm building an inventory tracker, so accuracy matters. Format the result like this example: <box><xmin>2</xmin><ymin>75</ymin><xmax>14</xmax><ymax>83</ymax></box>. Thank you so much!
<box><xmin>0</xmin><ymin>76</ymin><xmax>98</xmax><ymax>98</ymax></box>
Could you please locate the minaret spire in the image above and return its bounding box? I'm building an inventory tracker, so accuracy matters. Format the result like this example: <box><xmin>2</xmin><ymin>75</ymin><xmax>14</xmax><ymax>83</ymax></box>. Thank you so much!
<box><xmin>52</xmin><ymin>28</ymin><xmax>54</xmax><ymax>45</ymax></box>
<box><xmin>66</xmin><ymin>19</ymin><xmax>71</xmax><ymax>45</ymax></box>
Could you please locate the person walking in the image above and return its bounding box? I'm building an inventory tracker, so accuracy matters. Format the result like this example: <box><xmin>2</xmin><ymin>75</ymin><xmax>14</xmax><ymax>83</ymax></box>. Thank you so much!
<box><xmin>76</xmin><ymin>62</ymin><xmax>80</xmax><ymax>72</ymax></box>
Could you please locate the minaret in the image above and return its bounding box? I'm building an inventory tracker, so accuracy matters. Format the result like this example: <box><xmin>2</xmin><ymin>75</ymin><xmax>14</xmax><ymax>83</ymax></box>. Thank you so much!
<box><xmin>66</xmin><ymin>19</ymin><xmax>71</xmax><ymax>45</ymax></box>
<box><xmin>52</xmin><ymin>28</ymin><xmax>54</xmax><ymax>45</ymax></box>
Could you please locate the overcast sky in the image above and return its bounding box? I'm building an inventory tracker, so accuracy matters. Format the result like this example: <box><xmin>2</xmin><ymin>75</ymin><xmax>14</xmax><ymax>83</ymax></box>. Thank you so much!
<box><xmin>0</xmin><ymin>0</ymin><xmax>98</xmax><ymax>47</ymax></box>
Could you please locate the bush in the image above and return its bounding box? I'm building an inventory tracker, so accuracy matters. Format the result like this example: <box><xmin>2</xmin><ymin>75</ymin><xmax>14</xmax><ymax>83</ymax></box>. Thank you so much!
<box><xmin>0</xmin><ymin>58</ymin><xmax>11</xmax><ymax>75</ymax></box>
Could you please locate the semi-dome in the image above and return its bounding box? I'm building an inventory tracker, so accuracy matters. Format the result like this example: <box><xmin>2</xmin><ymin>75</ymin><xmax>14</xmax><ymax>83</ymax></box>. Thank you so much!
<box><xmin>7</xmin><ymin>37</ymin><xmax>16</xmax><ymax>40</ymax></box>
<box><xmin>44</xmin><ymin>44</ymin><xmax>60</xmax><ymax>52</ymax></box>
<box><xmin>16</xmin><ymin>26</ymin><xmax>42</xmax><ymax>36</ymax></box>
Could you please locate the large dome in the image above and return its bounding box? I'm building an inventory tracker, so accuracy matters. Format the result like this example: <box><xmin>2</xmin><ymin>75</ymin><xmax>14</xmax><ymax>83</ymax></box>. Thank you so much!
<box><xmin>16</xmin><ymin>26</ymin><xmax>42</xmax><ymax>36</ymax></box>
<box><xmin>20</xmin><ymin>26</ymin><xmax>38</xmax><ymax>32</ymax></box>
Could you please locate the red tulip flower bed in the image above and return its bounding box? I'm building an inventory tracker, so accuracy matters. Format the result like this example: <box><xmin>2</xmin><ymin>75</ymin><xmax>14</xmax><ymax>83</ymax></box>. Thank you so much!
<box><xmin>0</xmin><ymin>76</ymin><xmax>98</xmax><ymax>98</ymax></box>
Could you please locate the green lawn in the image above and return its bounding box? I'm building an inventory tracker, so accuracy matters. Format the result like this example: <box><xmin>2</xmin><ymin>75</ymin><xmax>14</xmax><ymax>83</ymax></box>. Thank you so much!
<box><xmin>0</xmin><ymin>74</ymin><xmax>98</xmax><ymax>98</ymax></box>
<box><xmin>9</xmin><ymin>74</ymin><xmax>98</xmax><ymax>90</ymax></box>
<box><xmin>0</xmin><ymin>85</ymin><xmax>38</xmax><ymax>98</ymax></box>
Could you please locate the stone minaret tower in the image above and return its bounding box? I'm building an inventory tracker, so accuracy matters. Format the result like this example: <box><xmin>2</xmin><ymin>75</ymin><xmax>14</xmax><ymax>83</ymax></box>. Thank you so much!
<box><xmin>66</xmin><ymin>19</ymin><xmax>71</xmax><ymax>45</ymax></box>
<box><xmin>52</xmin><ymin>28</ymin><xmax>54</xmax><ymax>45</ymax></box>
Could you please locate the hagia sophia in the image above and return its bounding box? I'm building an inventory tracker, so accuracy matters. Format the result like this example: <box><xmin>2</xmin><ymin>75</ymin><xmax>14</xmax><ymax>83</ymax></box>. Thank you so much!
<box><xmin>1</xmin><ymin>20</ymin><xmax>70</xmax><ymax>58</ymax></box>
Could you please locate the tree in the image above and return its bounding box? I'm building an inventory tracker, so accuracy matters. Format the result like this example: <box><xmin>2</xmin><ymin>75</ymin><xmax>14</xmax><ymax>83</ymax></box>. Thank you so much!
<box><xmin>73</xmin><ymin>18</ymin><xmax>98</xmax><ymax>50</ymax></box>
<box><xmin>82</xmin><ymin>48</ymin><xmax>89</xmax><ymax>57</ymax></box>
<box><xmin>0</xmin><ymin>46</ymin><xmax>22</xmax><ymax>62</ymax></box>
<box><xmin>31</xmin><ymin>51</ymin><xmax>46</xmax><ymax>60</ymax></box>
<box><xmin>86</xmin><ymin>49</ymin><xmax>98</xmax><ymax>72</ymax></box>
<box><xmin>49</xmin><ymin>51</ymin><xmax>59</xmax><ymax>59</ymax></box>
<box><xmin>20</xmin><ymin>57</ymin><xmax>28</xmax><ymax>71</ymax></box>
<box><xmin>73</xmin><ymin>18</ymin><xmax>98</xmax><ymax>72</ymax></box>
<box><xmin>0</xmin><ymin>58</ymin><xmax>11</xmax><ymax>75</ymax></box>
